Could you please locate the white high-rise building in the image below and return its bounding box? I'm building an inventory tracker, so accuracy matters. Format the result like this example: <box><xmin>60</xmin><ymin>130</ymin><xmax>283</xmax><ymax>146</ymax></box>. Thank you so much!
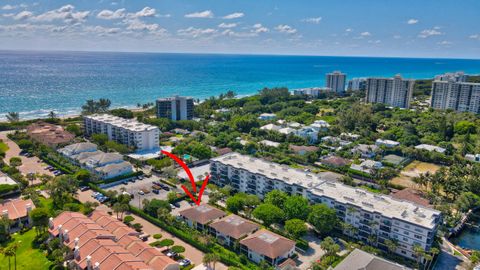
<box><xmin>431</xmin><ymin>80</ymin><xmax>480</xmax><ymax>113</ymax></box>
<box><xmin>434</xmin><ymin>71</ymin><xmax>468</xmax><ymax>82</ymax></box>
<box><xmin>326</xmin><ymin>71</ymin><xmax>347</xmax><ymax>93</ymax></box>
<box><xmin>347</xmin><ymin>78</ymin><xmax>367</xmax><ymax>91</ymax></box>
<box><xmin>210</xmin><ymin>152</ymin><xmax>441</xmax><ymax>260</ymax></box>
<box><xmin>83</xmin><ymin>114</ymin><xmax>160</xmax><ymax>151</ymax></box>
<box><xmin>156</xmin><ymin>96</ymin><xmax>194</xmax><ymax>121</ymax></box>
<box><xmin>365</xmin><ymin>75</ymin><xmax>414</xmax><ymax>108</ymax></box>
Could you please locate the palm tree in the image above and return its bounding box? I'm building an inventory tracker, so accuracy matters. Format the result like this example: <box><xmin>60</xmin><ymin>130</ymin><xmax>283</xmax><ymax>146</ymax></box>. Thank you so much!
<box><xmin>10</xmin><ymin>242</ymin><xmax>19</xmax><ymax>270</ymax></box>
<box><xmin>48</xmin><ymin>111</ymin><xmax>57</xmax><ymax>120</ymax></box>
<box><xmin>413</xmin><ymin>244</ymin><xmax>425</xmax><ymax>269</ymax></box>
<box><xmin>81</xmin><ymin>100</ymin><xmax>99</xmax><ymax>115</ymax></box>
<box><xmin>5</xmin><ymin>112</ymin><xmax>19</xmax><ymax>123</ymax></box>
<box><xmin>98</xmin><ymin>98</ymin><xmax>111</xmax><ymax>112</ymax></box>
<box><xmin>385</xmin><ymin>239</ymin><xmax>399</xmax><ymax>255</ymax></box>
<box><xmin>203</xmin><ymin>253</ymin><xmax>219</xmax><ymax>270</ymax></box>
<box><xmin>2</xmin><ymin>246</ymin><xmax>15</xmax><ymax>270</ymax></box>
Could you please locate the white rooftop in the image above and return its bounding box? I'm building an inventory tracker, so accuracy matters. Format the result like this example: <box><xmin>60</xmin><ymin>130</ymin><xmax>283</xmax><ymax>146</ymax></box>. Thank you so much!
<box><xmin>415</xmin><ymin>144</ymin><xmax>446</xmax><ymax>153</ymax></box>
<box><xmin>212</xmin><ymin>152</ymin><xmax>440</xmax><ymax>229</ymax></box>
<box><xmin>84</xmin><ymin>114</ymin><xmax>159</xmax><ymax>132</ymax></box>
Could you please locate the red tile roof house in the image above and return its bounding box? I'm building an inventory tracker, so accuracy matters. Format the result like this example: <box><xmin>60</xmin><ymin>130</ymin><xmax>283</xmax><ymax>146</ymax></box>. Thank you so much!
<box><xmin>178</xmin><ymin>204</ymin><xmax>226</xmax><ymax>231</ymax></box>
<box><xmin>239</xmin><ymin>229</ymin><xmax>296</xmax><ymax>267</ymax></box>
<box><xmin>48</xmin><ymin>210</ymin><xmax>178</xmax><ymax>270</ymax></box>
<box><xmin>208</xmin><ymin>214</ymin><xmax>260</xmax><ymax>248</ymax></box>
<box><xmin>0</xmin><ymin>198</ymin><xmax>35</xmax><ymax>232</ymax></box>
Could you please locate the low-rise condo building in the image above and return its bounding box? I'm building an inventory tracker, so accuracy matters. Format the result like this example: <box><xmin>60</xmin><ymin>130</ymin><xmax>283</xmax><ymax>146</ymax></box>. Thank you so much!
<box><xmin>178</xmin><ymin>204</ymin><xmax>226</xmax><ymax>231</ymax></box>
<box><xmin>210</xmin><ymin>152</ymin><xmax>441</xmax><ymax>260</ymax></box>
<box><xmin>239</xmin><ymin>229</ymin><xmax>295</xmax><ymax>266</ymax></box>
<box><xmin>415</xmin><ymin>144</ymin><xmax>446</xmax><ymax>153</ymax></box>
<box><xmin>0</xmin><ymin>198</ymin><xmax>35</xmax><ymax>231</ymax></box>
<box><xmin>58</xmin><ymin>143</ymin><xmax>133</xmax><ymax>179</ymax></box>
<box><xmin>26</xmin><ymin>121</ymin><xmax>75</xmax><ymax>148</ymax></box>
<box><xmin>209</xmin><ymin>214</ymin><xmax>260</xmax><ymax>248</ymax></box>
<box><xmin>84</xmin><ymin>114</ymin><xmax>160</xmax><ymax>151</ymax></box>
<box><xmin>333</xmin><ymin>248</ymin><xmax>411</xmax><ymax>270</ymax></box>
<box><xmin>48</xmin><ymin>211</ymin><xmax>178</xmax><ymax>270</ymax></box>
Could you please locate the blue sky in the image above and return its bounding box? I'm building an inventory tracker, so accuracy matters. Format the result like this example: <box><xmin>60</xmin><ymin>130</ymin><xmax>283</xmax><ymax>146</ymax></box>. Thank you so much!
<box><xmin>0</xmin><ymin>0</ymin><xmax>479</xmax><ymax>58</ymax></box>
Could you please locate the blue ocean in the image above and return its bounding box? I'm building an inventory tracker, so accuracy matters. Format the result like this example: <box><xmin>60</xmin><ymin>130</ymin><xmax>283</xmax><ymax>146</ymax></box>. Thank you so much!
<box><xmin>1</xmin><ymin>50</ymin><xmax>480</xmax><ymax>120</ymax></box>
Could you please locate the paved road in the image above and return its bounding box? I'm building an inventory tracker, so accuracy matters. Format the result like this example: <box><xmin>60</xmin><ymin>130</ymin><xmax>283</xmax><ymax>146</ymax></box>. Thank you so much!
<box><xmin>77</xmin><ymin>189</ymin><xmax>227</xmax><ymax>270</ymax></box>
<box><xmin>433</xmin><ymin>238</ymin><xmax>469</xmax><ymax>270</ymax></box>
<box><xmin>0</xmin><ymin>131</ymin><xmax>53</xmax><ymax>183</ymax></box>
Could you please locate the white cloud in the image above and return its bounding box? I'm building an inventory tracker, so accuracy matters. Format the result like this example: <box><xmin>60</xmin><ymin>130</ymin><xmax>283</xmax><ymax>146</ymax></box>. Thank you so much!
<box><xmin>84</xmin><ymin>25</ymin><xmax>121</xmax><ymax>35</ymax></box>
<box><xmin>360</xmin><ymin>31</ymin><xmax>371</xmax><ymax>36</ymax></box>
<box><xmin>218</xmin><ymin>23</ymin><xmax>237</xmax><ymax>28</ymax></box>
<box><xmin>418</xmin><ymin>28</ymin><xmax>443</xmax><ymax>38</ymax></box>
<box><xmin>126</xmin><ymin>18</ymin><xmax>160</xmax><ymax>31</ymax></box>
<box><xmin>275</xmin><ymin>24</ymin><xmax>297</xmax><ymax>34</ymax></box>
<box><xmin>302</xmin><ymin>17</ymin><xmax>322</xmax><ymax>24</ymax></box>
<box><xmin>185</xmin><ymin>10</ymin><xmax>214</xmax><ymax>19</ymax></box>
<box><xmin>177</xmin><ymin>27</ymin><xmax>217</xmax><ymax>38</ymax></box>
<box><xmin>345</xmin><ymin>28</ymin><xmax>353</xmax><ymax>32</ymax></box>
<box><xmin>2</xmin><ymin>4</ymin><xmax>17</xmax><ymax>10</ymax></box>
<box><xmin>33</xmin><ymin>5</ymin><xmax>90</xmax><ymax>24</ymax></box>
<box><xmin>437</xmin><ymin>40</ymin><xmax>452</xmax><ymax>45</ymax></box>
<box><xmin>133</xmin><ymin>7</ymin><xmax>156</xmax><ymax>18</ymax></box>
<box><xmin>253</xmin><ymin>23</ymin><xmax>268</xmax><ymax>34</ymax></box>
<box><xmin>393</xmin><ymin>35</ymin><xmax>402</xmax><ymax>39</ymax></box>
<box><xmin>407</xmin><ymin>19</ymin><xmax>418</xmax><ymax>25</ymax></box>
<box><xmin>469</xmin><ymin>34</ymin><xmax>480</xmax><ymax>40</ymax></box>
<box><xmin>368</xmin><ymin>39</ymin><xmax>381</xmax><ymax>44</ymax></box>
<box><xmin>97</xmin><ymin>8</ymin><xmax>126</xmax><ymax>20</ymax></box>
<box><xmin>13</xmin><ymin>11</ymin><xmax>33</xmax><ymax>20</ymax></box>
<box><xmin>222</xmin><ymin>12</ymin><xmax>244</xmax><ymax>19</ymax></box>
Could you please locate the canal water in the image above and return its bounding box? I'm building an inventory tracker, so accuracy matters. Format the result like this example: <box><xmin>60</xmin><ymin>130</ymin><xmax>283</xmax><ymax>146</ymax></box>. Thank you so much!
<box><xmin>450</xmin><ymin>212</ymin><xmax>480</xmax><ymax>250</ymax></box>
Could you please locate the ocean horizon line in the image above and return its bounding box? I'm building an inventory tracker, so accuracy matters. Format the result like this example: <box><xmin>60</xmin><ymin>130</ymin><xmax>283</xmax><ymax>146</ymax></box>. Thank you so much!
<box><xmin>1</xmin><ymin>48</ymin><xmax>479</xmax><ymax>61</ymax></box>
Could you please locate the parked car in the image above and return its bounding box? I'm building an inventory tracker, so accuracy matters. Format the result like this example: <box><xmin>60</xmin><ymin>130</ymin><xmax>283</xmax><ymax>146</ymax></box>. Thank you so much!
<box><xmin>138</xmin><ymin>190</ymin><xmax>145</xmax><ymax>196</ymax></box>
<box><xmin>179</xmin><ymin>259</ymin><xmax>191</xmax><ymax>267</ymax></box>
<box><xmin>91</xmin><ymin>192</ymin><xmax>100</xmax><ymax>198</ymax></box>
<box><xmin>169</xmin><ymin>204</ymin><xmax>176</xmax><ymax>209</ymax></box>
<box><xmin>166</xmin><ymin>250</ymin><xmax>177</xmax><ymax>258</ymax></box>
<box><xmin>161</xmin><ymin>185</ymin><xmax>170</xmax><ymax>191</ymax></box>
<box><xmin>152</xmin><ymin>189</ymin><xmax>159</xmax><ymax>194</ymax></box>
<box><xmin>79</xmin><ymin>186</ymin><xmax>90</xmax><ymax>191</ymax></box>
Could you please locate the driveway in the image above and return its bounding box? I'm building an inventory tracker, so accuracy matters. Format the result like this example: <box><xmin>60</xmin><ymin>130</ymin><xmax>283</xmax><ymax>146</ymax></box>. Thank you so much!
<box><xmin>295</xmin><ymin>232</ymin><xmax>326</xmax><ymax>269</ymax></box>
<box><xmin>76</xmin><ymin>190</ymin><xmax>227</xmax><ymax>269</ymax></box>
<box><xmin>0</xmin><ymin>131</ymin><xmax>53</xmax><ymax>183</ymax></box>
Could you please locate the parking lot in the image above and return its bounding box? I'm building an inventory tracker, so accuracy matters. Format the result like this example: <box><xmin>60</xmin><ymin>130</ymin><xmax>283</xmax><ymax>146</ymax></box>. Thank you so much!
<box><xmin>104</xmin><ymin>175</ymin><xmax>182</xmax><ymax>207</ymax></box>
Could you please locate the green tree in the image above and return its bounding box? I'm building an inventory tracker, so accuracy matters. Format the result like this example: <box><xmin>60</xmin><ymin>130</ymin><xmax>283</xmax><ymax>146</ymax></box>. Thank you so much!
<box><xmin>30</xmin><ymin>208</ymin><xmax>50</xmax><ymax>235</ymax></box>
<box><xmin>454</xmin><ymin>120</ymin><xmax>476</xmax><ymax>135</ymax></box>
<box><xmin>284</xmin><ymin>195</ymin><xmax>309</xmax><ymax>220</ymax></box>
<box><xmin>9</xmin><ymin>157</ymin><xmax>22</xmax><ymax>168</ymax></box>
<box><xmin>66</xmin><ymin>124</ymin><xmax>82</xmax><ymax>136</ymax></box>
<box><xmin>110</xmin><ymin>108</ymin><xmax>134</xmax><ymax>119</ymax></box>
<box><xmin>158</xmin><ymin>239</ymin><xmax>174</xmax><ymax>249</ymax></box>
<box><xmin>143</xmin><ymin>199</ymin><xmax>171</xmax><ymax>218</ymax></box>
<box><xmin>6</xmin><ymin>112</ymin><xmax>19</xmax><ymax>123</ymax></box>
<box><xmin>45</xmin><ymin>175</ymin><xmax>79</xmax><ymax>208</ymax></box>
<box><xmin>75</xmin><ymin>169</ymin><xmax>91</xmax><ymax>182</ymax></box>
<box><xmin>285</xmin><ymin>219</ymin><xmax>308</xmax><ymax>239</ymax></box>
<box><xmin>226</xmin><ymin>194</ymin><xmax>246</xmax><ymax>214</ymax></box>
<box><xmin>308</xmin><ymin>204</ymin><xmax>338</xmax><ymax>235</ymax></box>
<box><xmin>455</xmin><ymin>192</ymin><xmax>480</xmax><ymax>212</ymax></box>
<box><xmin>91</xmin><ymin>133</ymin><xmax>109</xmax><ymax>145</ymax></box>
<box><xmin>264</xmin><ymin>190</ymin><xmax>288</xmax><ymax>208</ymax></box>
<box><xmin>252</xmin><ymin>203</ymin><xmax>284</xmax><ymax>227</ymax></box>
<box><xmin>320</xmin><ymin>237</ymin><xmax>340</xmax><ymax>256</ymax></box>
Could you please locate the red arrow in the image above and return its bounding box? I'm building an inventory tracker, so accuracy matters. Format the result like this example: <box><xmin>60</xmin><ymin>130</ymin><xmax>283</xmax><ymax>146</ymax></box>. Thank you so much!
<box><xmin>161</xmin><ymin>150</ymin><xmax>209</xmax><ymax>205</ymax></box>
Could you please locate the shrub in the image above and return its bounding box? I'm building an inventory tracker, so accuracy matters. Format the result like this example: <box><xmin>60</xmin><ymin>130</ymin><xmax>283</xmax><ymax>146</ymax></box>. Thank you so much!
<box><xmin>153</xmin><ymin>233</ymin><xmax>162</xmax><ymax>239</ymax></box>
<box><xmin>171</xmin><ymin>245</ymin><xmax>185</xmax><ymax>254</ymax></box>
<box><xmin>123</xmin><ymin>215</ymin><xmax>135</xmax><ymax>225</ymax></box>
<box><xmin>0</xmin><ymin>184</ymin><xmax>19</xmax><ymax>195</ymax></box>
<box><xmin>132</xmin><ymin>223</ymin><xmax>143</xmax><ymax>232</ymax></box>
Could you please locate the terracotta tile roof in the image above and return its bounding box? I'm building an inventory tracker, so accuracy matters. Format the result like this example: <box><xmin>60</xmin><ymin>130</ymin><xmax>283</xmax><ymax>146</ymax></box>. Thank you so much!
<box><xmin>240</xmin><ymin>229</ymin><xmax>295</xmax><ymax>259</ymax></box>
<box><xmin>209</xmin><ymin>214</ymin><xmax>260</xmax><ymax>240</ymax></box>
<box><xmin>289</xmin><ymin>145</ymin><xmax>319</xmax><ymax>153</ymax></box>
<box><xmin>320</xmin><ymin>155</ymin><xmax>350</xmax><ymax>167</ymax></box>
<box><xmin>0</xmin><ymin>198</ymin><xmax>35</xmax><ymax>221</ymax></box>
<box><xmin>26</xmin><ymin>121</ymin><xmax>75</xmax><ymax>147</ymax></box>
<box><xmin>50</xmin><ymin>211</ymin><xmax>178</xmax><ymax>270</ymax></box>
<box><xmin>179</xmin><ymin>204</ymin><xmax>226</xmax><ymax>225</ymax></box>
<box><xmin>391</xmin><ymin>188</ymin><xmax>431</xmax><ymax>207</ymax></box>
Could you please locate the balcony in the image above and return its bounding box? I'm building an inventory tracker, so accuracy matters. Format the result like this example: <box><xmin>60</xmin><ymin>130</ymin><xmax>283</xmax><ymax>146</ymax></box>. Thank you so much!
<box><xmin>379</xmin><ymin>225</ymin><xmax>391</xmax><ymax>233</ymax></box>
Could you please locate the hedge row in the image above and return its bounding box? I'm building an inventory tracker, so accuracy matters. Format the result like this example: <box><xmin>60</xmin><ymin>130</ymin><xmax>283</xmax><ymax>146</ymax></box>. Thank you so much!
<box><xmin>94</xmin><ymin>171</ymin><xmax>144</xmax><ymax>185</ymax></box>
<box><xmin>40</xmin><ymin>154</ymin><xmax>75</xmax><ymax>174</ymax></box>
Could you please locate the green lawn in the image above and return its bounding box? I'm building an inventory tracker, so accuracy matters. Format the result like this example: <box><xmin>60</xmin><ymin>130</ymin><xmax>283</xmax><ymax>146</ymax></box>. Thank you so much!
<box><xmin>0</xmin><ymin>229</ymin><xmax>52</xmax><ymax>270</ymax></box>
<box><xmin>0</xmin><ymin>141</ymin><xmax>9</xmax><ymax>153</ymax></box>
